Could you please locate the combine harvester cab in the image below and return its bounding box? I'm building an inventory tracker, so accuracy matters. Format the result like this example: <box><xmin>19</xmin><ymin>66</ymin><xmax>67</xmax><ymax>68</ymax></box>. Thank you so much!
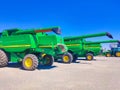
<box><xmin>104</xmin><ymin>41</ymin><xmax>120</xmax><ymax>57</ymax></box>
<box><xmin>64</xmin><ymin>32</ymin><xmax>114</xmax><ymax>62</ymax></box>
<box><xmin>0</xmin><ymin>27</ymin><xmax>72</xmax><ymax>70</ymax></box>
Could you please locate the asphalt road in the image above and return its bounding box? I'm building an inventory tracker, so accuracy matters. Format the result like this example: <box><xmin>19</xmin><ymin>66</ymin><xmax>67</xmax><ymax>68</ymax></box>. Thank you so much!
<box><xmin>0</xmin><ymin>56</ymin><xmax>120</xmax><ymax>90</ymax></box>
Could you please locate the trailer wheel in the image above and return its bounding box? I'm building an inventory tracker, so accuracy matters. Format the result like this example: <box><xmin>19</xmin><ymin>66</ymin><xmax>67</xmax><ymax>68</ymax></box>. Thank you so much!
<box><xmin>0</xmin><ymin>50</ymin><xmax>8</xmax><ymax>67</ymax></box>
<box><xmin>86</xmin><ymin>53</ymin><xmax>93</xmax><ymax>61</ymax></box>
<box><xmin>43</xmin><ymin>55</ymin><xmax>54</xmax><ymax>66</ymax></box>
<box><xmin>22</xmin><ymin>54</ymin><xmax>38</xmax><ymax>70</ymax></box>
<box><xmin>62</xmin><ymin>52</ymin><xmax>73</xmax><ymax>64</ymax></box>
<box><xmin>115</xmin><ymin>51</ymin><xmax>120</xmax><ymax>57</ymax></box>
<box><xmin>106</xmin><ymin>53</ymin><xmax>111</xmax><ymax>57</ymax></box>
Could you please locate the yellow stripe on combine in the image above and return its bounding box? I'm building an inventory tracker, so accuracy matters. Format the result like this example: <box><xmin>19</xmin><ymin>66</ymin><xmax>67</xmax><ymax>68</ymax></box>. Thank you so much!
<box><xmin>0</xmin><ymin>44</ymin><xmax>31</xmax><ymax>48</ymax></box>
<box><xmin>66</xmin><ymin>44</ymin><xmax>80</xmax><ymax>46</ymax></box>
<box><xmin>66</xmin><ymin>44</ymin><xmax>100</xmax><ymax>48</ymax></box>
<box><xmin>84</xmin><ymin>46</ymin><xmax>100</xmax><ymax>48</ymax></box>
<box><xmin>39</xmin><ymin>46</ymin><xmax>52</xmax><ymax>48</ymax></box>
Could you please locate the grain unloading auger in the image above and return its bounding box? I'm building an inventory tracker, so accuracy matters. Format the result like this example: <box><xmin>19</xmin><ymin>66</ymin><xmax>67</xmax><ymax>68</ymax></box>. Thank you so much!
<box><xmin>64</xmin><ymin>32</ymin><xmax>113</xmax><ymax>41</ymax></box>
<box><xmin>11</xmin><ymin>27</ymin><xmax>61</xmax><ymax>35</ymax></box>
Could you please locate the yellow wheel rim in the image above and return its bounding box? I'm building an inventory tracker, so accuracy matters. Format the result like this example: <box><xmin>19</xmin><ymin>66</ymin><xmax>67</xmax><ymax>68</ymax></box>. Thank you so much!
<box><xmin>116</xmin><ymin>52</ymin><xmax>120</xmax><ymax>57</ymax></box>
<box><xmin>63</xmin><ymin>56</ymin><xmax>69</xmax><ymax>62</ymax></box>
<box><xmin>106</xmin><ymin>53</ymin><xmax>111</xmax><ymax>57</ymax></box>
<box><xmin>42</xmin><ymin>54</ymin><xmax>46</xmax><ymax>57</ymax></box>
<box><xmin>87</xmin><ymin>55</ymin><xmax>92</xmax><ymax>60</ymax></box>
<box><xmin>24</xmin><ymin>57</ymin><xmax>33</xmax><ymax>68</ymax></box>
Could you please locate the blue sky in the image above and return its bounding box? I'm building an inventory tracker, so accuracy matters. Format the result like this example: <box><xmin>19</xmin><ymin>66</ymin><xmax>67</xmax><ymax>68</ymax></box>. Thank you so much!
<box><xmin>0</xmin><ymin>0</ymin><xmax>120</xmax><ymax>49</ymax></box>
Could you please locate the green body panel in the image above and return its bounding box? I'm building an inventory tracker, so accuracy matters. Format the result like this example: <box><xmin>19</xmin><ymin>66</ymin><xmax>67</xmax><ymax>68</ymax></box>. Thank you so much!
<box><xmin>83</xmin><ymin>43</ymin><xmax>101</xmax><ymax>56</ymax></box>
<box><xmin>0</xmin><ymin>34</ymin><xmax>36</xmax><ymax>52</ymax></box>
<box><xmin>0</xmin><ymin>27</ymin><xmax>67</xmax><ymax>63</ymax></box>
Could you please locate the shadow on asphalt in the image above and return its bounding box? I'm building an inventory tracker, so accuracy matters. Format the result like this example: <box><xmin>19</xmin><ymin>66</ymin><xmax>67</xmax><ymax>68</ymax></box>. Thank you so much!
<box><xmin>7</xmin><ymin>63</ymin><xmax>57</xmax><ymax>70</ymax></box>
<box><xmin>56</xmin><ymin>61</ymin><xmax>91</xmax><ymax>64</ymax></box>
<box><xmin>77</xmin><ymin>58</ymin><xmax>96</xmax><ymax>61</ymax></box>
<box><xmin>7</xmin><ymin>63</ymin><xmax>21</xmax><ymax>68</ymax></box>
<box><xmin>56</xmin><ymin>61</ymin><xmax>80</xmax><ymax>64</ymax></box>
<box><xmin>80</xmin><ymin>62</ymin><xmax>92</xmax><ymax>64</ymax></box>
<box><xmin>72</xmin><ymin>61</ymin><xmax>80</xmax><ymax>63</ymax></box>
<box><xmin>37</xmin><ymin>65</ymin><xmax>57</xmax><ymax>70</ymax></box>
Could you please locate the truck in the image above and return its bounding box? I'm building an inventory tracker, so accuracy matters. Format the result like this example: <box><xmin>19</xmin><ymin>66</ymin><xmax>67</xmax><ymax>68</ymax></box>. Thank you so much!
<box><xmin>0</xmin><ymin>27</ymin><xmax>72</xmax><ymax>70</ymax></box>
<box><xmin>104</xmin><ymin>42</ymin><xmax>120</xmax><ymax>57</ymax></box>
<box><xmin>64</xmin><ymin>32</ymin><xmax>115</xmax><ymax>62</ymax></box>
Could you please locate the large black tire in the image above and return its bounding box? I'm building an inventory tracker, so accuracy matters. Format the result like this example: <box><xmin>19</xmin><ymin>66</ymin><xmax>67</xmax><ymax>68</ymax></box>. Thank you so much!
<box><xmin>106</xmin><ymin>53</ymin><xmax>111</xmax><ymax>57</ymax></box>
<box><xmin>22</xmin><ymin>54</ymin><xmax>38</xmax><ymax>71</ymax></box>
<box><xmin>72</xmin><ymin>55</ymin><xmax>78</xmax><ymax>62</ymax></box>
<box><xmin>43</xmin><ymin>55</ymin><xmax>54</xmax><ymax>66</ymax></box>
<box><xmin>86</xmin><ymin>53</ymin><xmax>93</xmax><ymax>61</ymax></box>
<box><xmin>0</xmin><ymin>50</ymin><xmax>8</xmax><ymax>67</ymax></box>
<box><xmin>62</xmin><ymin>52</ymin><xmax>73</xmax><ymax>64</ymax></box>
<box><xmin>115</xmin><ymin>51</ymin><xmax>120</xmax><ymax>57</ymax></box>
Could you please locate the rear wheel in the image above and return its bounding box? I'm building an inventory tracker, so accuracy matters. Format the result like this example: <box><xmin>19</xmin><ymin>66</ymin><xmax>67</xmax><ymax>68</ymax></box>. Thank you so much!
<box><xmin>106</xmin><ymin>53</ymin><xmax>111</xmax><ymax>57</ymax></box>
<box><xmin>43</xmin><ymin>55</ymin><xmax>54</xmax><ymax>66</ymax></box>
<box><xmin>86</xmin><ymin>53</ymin><xmax>93</xmax><ymax>61</ymax></box>
<box><xmin>0</xmin><ymin>50</ymin><xmax>8</xmax><ymax>67</ymax></box>
<box><xmin>22</xmin><ymin>54</ymin><xmax>38</xmax><ymax>70</ymax></box>
<box><xmin>62</xmin><ymin>52</ymin><xmax>73</xmax><ymax>64</ymax></box>
<box><xmin>115</xmin><ymin>51</ymin><xmax>120</xmax><ymax>57</ymax></box>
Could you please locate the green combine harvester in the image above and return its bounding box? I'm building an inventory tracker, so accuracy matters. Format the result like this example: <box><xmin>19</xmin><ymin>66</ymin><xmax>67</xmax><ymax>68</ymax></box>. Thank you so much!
<box><xmin>64</xmin><ymin>32</ymin><xmax>118</xmax><ymax>62</ymax></box>
<box><xmin>0</xmin><ymin>27</ymin><xmax>72</xmax><ymax>70</ymax></box>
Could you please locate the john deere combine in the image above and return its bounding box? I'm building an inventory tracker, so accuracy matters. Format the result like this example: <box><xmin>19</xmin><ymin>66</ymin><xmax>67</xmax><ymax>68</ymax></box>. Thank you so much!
<box><xmin>64</xmin><ymin>32</ymin><xmax>116</xmax><ymax>61</ymax></box>
<box><xmin>0</xmin><ymin>27</ymin><xmax>72</xmax><ymax>70</ymax></box>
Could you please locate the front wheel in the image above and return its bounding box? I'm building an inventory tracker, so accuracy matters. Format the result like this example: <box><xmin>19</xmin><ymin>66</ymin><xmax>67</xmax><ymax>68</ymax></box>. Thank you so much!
<box><xmin>22</xmin><ymin>54</ymin><xmax>38</xmax><ymax>71</ymax></box>
<box><xmin>43</xmin><ymin>55</ymin><xmax>54</xmax><ymax>66</ymax></box>
<box><xmin>115</xmin><ymin>51</ymin><xmax>120</xmax><ymax>57</ymax></box>
<box><xmin>106</xmin><ymin>53</ymin><xmax>111</xmax><ymax>57</ymax></box>
<box><xmin>62</xmin><ymin>53</ymin><xmax>73</xmax><ymax>64</ymax></box>
<box><xmin>0</xmin><ymin>50</ymin><xmax>8</xmax><ymax>67</ymax></box>
<box><xmin>86</xmin><ymin>53</ymin><xmax>93</xmax><ymax>61</ymax></box>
